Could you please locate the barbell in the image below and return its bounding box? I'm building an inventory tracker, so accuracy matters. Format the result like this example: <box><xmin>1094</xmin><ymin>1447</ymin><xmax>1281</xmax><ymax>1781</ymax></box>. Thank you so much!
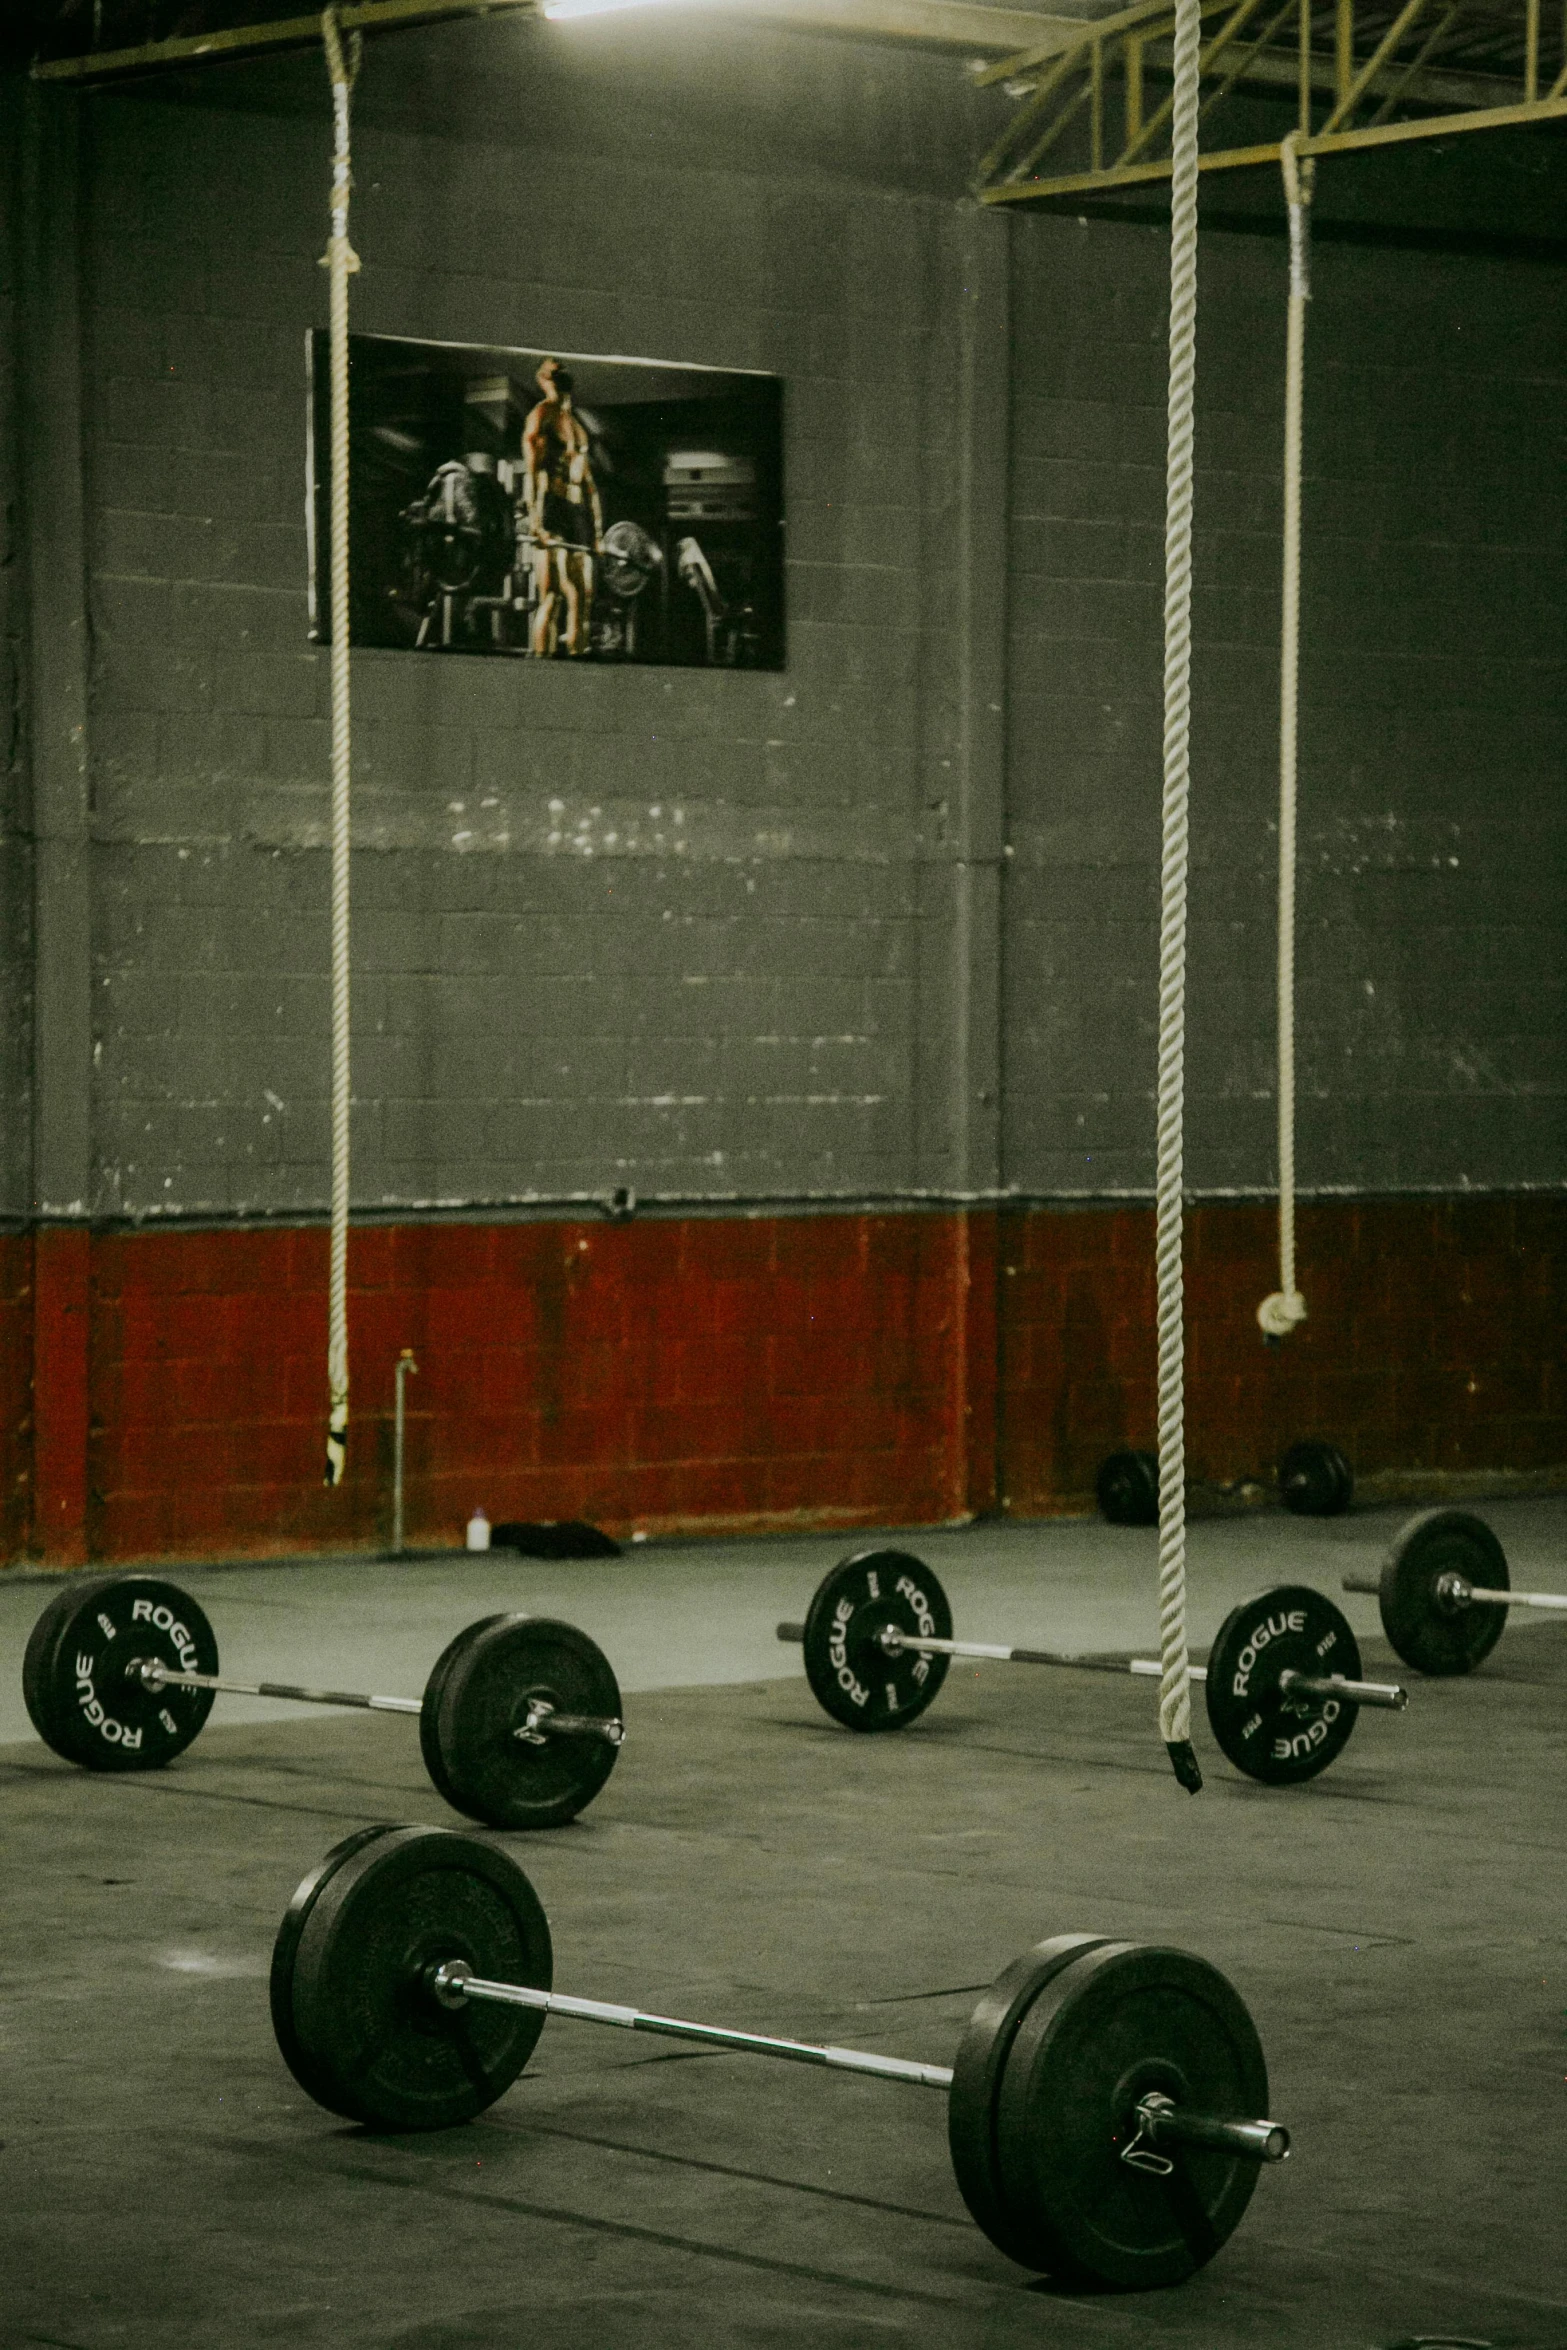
<box><xmin>21</xmin><ymin>1572</ymin><xmax>624</xmax><ymax>1829</ymax></box>
<box><xmin>778</xmin><ymin>1550</ymin><xmax>1406</xmax><ymax>1785</ymax></box>
<box><xmin>1342</xmin><ymin>1508</ymin><xmax>1567</xmax><ymax>1676</ymax></box>
<box><xmin>1097</xmin><ymin>1438</ymin><xmax>1354</xmax><ymax>1526</ymax></box>
<box><xmin>271</xmin><ymin>1821</ymin><xmax>1289</xmax><ymax>2291</ymax></box>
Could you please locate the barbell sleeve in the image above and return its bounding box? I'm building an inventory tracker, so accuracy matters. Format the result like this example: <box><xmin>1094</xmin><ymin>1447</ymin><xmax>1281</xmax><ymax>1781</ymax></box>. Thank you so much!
<box><xmin>777</xmin><ymin>1622</ymin><xmax>805</xmax><ymax>1643</ymax></box>
<box><xmin>517</xmin><ymin>1701</ymin><xmax>625</xmax><ymax>1746</ymax></box>
<box><xmin>1340</xmin><ymin>1574</ymin><xmax>1380</xmax><ymax>1596</ymax></box>
<box><xmin>1135</xmin><ymin>2092</ymin><xmax>1289</xmax><ymax>2164</ymax></box>
<box><xmin>1467</xmin><ymin>1585</ymin><xmax>1567</xmax><ymax>1611</ymax></box>
<box><xmin>1276</xmin><ymin>1668</ymin><xmax>1407</xmax><ymax>1711</ymax></box>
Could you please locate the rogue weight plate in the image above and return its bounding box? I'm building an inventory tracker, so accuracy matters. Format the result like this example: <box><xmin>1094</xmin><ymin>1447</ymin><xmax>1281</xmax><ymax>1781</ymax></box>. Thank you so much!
<box><xmin>1096</xmin><ymin>1451</ymin><xmax>1160</xmax><ymax>1527</ymax></box>
<box><xmin>993</xmin><ymin>1940</ymin><xmax>1270</xmax><ymax>2289</ymax></box>
<box><xmin>23</xmin><ymin>1573</ymin><xmax>218</xmax><ymax>1771</ymax></box>
<box><xmin>271</xmin><ymin>1823</ymin><xmax>552</xmax><ymax>2130</ymax></box>
<box><xmin>1278</xmin><ymin>1438</ymin><xmax>1353</xmax><ymax>1517</ymax></box>
<box><xmin>270</xmin><ymin>1822</ymin><xmax>405</xmax><ymax>2111</ymax></box>
<box><xmin>948</xmin><ymin>1936</ymin><xmax>1109</xmax><ymax>2263</ymax></box>
<box><xmin>1204</xmin><ymin>1583</ymin><xmax>1362</xmax><ymax>1784</ymax></box>
<box><xmin>1378</xmin><ymin>1509</ymin><xmax>1510</xmax><ymax>1676</ymax></box>
<box><xmin>420</xmin><ymin>1614</ymin><xmax>623</xmax><ymax>1830</ymax></box>
<box><xmin>800</xmin><ymin>1551</ymin><xmax>953</xmax><ymax>1732</ymax></box>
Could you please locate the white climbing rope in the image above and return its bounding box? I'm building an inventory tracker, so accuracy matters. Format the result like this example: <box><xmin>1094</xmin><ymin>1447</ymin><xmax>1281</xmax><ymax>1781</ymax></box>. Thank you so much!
<box><xmin>321</xmin><ymin>6</ymin><xmax>360</xmax><ymax>1488</ymax></box>
<box><xmin>1155</xmin><ymin>0</ymin><xmax>1203</xmax><ymax>1793</ymax></box>
<box><xmin>1258</xmin><ymin>131</ymin><xmax>1314</xmax><ymax>1345</ymax></box>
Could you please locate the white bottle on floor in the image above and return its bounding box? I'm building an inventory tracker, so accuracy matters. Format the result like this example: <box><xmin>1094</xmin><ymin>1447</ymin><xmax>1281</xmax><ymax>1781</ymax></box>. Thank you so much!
<box><xmin>466</xmin><ymin>1507</ymin><xmax>491</xmax><ymax>1553</ymax></box>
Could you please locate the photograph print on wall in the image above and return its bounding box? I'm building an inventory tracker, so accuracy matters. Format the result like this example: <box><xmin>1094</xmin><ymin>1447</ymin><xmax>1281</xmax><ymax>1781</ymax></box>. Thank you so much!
<box><xmin>308</xmin><ymin>332</ymin><xmax>785</xmax><ymax>670</ymax></box>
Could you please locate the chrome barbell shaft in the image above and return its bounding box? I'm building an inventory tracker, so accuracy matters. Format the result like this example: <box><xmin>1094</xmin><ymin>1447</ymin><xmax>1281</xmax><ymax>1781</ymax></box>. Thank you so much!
<box><xmin>133</xmin><ymin>1661</ymin><xmax>423</xmax><ymax>1715</ymax></box>
<box><xmin>780</xmin><ymin>1623</ymin><xmax>1403</xmax><ymax>1708</ymax></box>
<box><xmin>430</xmin><ymin>1962</ymin><xmax>952</xmax><ymax>2087</ymax></box>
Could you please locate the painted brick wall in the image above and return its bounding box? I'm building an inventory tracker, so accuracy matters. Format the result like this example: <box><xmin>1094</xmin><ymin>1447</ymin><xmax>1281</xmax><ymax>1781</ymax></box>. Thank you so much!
<box><xmin>0</xmin><ymin>1195</ymin><xmax>1557</xmax><ymax>1566</ymax></box>
<box><xmin>999</xmin><ymin>1194</ymin><xmax>1567</xmax><ymax>1513</ymax></box>
<box><xmin>87</xmin><ymin>1211</ymin><xmax>975</xmax><ymax>1560</ymax></box>
<box><xmin>0</xmin><ymin>1234</ymin><xmax>29</xmax><ymax>1559</ymax></box>
<box><xmin>83</xmin><ymin>94</ymin><xmax>984</xmax><ymax>1221</ymax></box>
<box><xmin>1004</xmin><ymin>213</ymin><xmax>1567</xmax><ymax>1197</ymax></box>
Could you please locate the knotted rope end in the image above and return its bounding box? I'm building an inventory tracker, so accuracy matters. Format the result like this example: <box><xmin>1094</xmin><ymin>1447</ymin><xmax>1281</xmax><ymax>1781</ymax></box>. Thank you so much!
<box><xmin>1257</xmin><ymin>1289</ymin><xmax>1307</xmax><ymax>1341</ymax></box>
<box><xmin>325</xmin><ymin>1401</ymin><xmax>348</xmax><ymax>1488</ymax></box>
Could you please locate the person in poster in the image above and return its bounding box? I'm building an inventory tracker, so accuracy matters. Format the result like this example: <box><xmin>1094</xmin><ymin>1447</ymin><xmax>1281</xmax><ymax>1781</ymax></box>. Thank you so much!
<box><xmin>522</xmin><ymin>358</ymin><xmax>603</xmax><ymax>657</ymax></box>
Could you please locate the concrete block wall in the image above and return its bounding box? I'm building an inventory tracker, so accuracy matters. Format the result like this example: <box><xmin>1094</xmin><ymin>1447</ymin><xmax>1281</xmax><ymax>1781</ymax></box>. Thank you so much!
<box><xmin>1000</xmin><ymin>1194</ymin><xmax>1567</xmax><ymax>1513</ymax></box>
<box><xmin>82</xmin><ymin>94</ymin><xmax>993</xmax><ymax>1220</ymax></box>
<box><xmin>0</xmin><ymin>93</ymin><xmax>30</xmax><ymax>1223</ymax></box>
<box><xmin>1004</xmin><ymin>213</ymin><xmax>1567</xmax><ymax>1197</ymax></box>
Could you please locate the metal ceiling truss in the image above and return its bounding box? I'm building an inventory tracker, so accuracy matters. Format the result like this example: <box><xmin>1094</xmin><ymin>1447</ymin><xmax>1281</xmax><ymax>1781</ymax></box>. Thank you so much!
<box><xmin>975</xmin><ymin>0</ymin><xmax>1567</xmax><ymax>204</ymax></box>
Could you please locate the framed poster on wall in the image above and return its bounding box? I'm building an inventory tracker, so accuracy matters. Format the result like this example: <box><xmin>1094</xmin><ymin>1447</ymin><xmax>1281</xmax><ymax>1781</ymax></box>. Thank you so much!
<box><xmin>307</xmin><ymin>332</ymin><xmax>785</xmax><ymax>669</ymax></box>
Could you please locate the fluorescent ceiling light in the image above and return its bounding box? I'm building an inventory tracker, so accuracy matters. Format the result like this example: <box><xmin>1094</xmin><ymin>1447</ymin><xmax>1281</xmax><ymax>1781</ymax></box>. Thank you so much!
<box><xmin>542</xmin><ymin>0</ymin><xmax>702</xmax><ymax>19</ymax></box>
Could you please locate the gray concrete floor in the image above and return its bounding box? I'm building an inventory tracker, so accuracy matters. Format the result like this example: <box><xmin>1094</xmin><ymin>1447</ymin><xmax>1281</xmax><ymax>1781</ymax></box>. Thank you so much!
<box><xmin>4</xmin><ymin>1498</ymin><xmax>1566</xmax><ymax>2348</ymax></box>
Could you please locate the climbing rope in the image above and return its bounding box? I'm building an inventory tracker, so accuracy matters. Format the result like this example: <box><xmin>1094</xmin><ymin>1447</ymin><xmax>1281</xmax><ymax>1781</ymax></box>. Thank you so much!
<box><xmin>1258</xmin><ymin>131</ymin><xmax>1315</xmax><ymax>1345</ymax></box>
<box><xmin>1154</xmin><ymin>0</ymin><xmax>1204</xmax><ymax>1795</ymax></box>
<box><xmin>321</xmin><ymin>6</ymin><xmax>360</xmax><ymax>1487</ymax></box>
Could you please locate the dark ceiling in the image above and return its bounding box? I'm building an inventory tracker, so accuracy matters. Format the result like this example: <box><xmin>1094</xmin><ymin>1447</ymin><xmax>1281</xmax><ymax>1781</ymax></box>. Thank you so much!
<box><xmin>4</xmin><ymin>0</ymin><xmax>1564</xmax><ymax>238</ymax></box>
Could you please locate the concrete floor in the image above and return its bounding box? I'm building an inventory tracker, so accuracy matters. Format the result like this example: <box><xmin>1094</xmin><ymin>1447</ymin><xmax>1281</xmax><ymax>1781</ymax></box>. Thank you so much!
<box><xmin>4</xmin><ymin>1498</ymin><xmax>1566</xmax><ymax>2348</ymax></box>
<box><xmin>3</xmin><ymin>1493</ymin><xmax>1565</xmax><ymax>1741</ymax></box>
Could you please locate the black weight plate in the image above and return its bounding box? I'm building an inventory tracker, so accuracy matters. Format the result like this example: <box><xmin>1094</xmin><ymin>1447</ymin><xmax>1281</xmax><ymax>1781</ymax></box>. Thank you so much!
<box><xmin>1378</xmin><ymin>1509</ymin><xmax>1510</xmax><ymax>1676</ymax></box>
<box><xmin>22</xmin><ymin>1573</ymin><xmax>218</xmax><ymax>1770</ymax></box>
<box><xmin>799</xmin><ymin>1550</ymin><xmax>952</xmax><ymax>1732</ymax></box>
<box><xmin>994</xmin><ymin>1940</ymin><xmax>1270</xmax><ymax>2289</ymax></box>
<box><xmin>269</xmin><ymin>1822</ymin><xmax>406</xmax><ymax>2110</ymax></box>
<box><xmin>272</xmin><ymin>1823</ymin><xmax>552</xmax><ymax>2130</ymax></box>
<box><xmin>421</xmin><ymin>1615</ymin><xmax>623</xmax><ymax>1830</ymax></box>
<box><xmin>1278</xmin><ymin>1438</ymin><xmax>1353</xmax><ymax>1517</ymax></box>
<box><xmin>1096</xmin><ymin>1450</ymin><xmax>1160</xmax><ymax>1527</ymax></box>
<box><xmin>948</xmin><ymin>1936</ymin><xmax>1109</xmax><ymax>2262</ymax></box>
<box><xmin>1204</xmin><ymin>1584</ymin><xmax>1362</xmax><ymax>1784</ymax></box>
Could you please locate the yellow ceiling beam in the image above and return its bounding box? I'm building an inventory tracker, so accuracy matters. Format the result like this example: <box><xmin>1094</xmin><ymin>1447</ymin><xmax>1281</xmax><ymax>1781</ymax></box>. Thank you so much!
<box><xmin>979</xmin><ymin>85</ymin><xmax>1567</xmax><ymax>197</ymax></box>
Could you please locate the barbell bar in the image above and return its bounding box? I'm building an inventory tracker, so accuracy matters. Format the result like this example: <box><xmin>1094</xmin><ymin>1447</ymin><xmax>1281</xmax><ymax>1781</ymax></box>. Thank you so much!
<box><xmin>130</xmin><ymin>1657</ymin><xmax>623</xmax><ymax>1748</ymax></box>
<box><xmin>778</xmin><ymin>1550</ymin><xmax>1407</xmax><ymax>1785</ymax></box>
<box><xmin>779</xmin><ymin>1619</ymin><xmax>1405</xmax><ymax>1716</ymax></box>
<box><xmin>1097</xmin><ymin>1437</ymin><xmax>1353</xmax><ymax>1526</ymax></box>
<box><xmin>22</xmin><ymin>1571</ymin><xmax>624</xmax><ymax>1829</ymax></box>
<box><xmin>271</xmin><ymin>1822</ymin><xmax>1289</xmax><ymax>2290</ymax></box>
<box><xmin>1342</xmin><ymin>1507</ymin><xmax>1567</xmax><ymax>1676</ymax></box>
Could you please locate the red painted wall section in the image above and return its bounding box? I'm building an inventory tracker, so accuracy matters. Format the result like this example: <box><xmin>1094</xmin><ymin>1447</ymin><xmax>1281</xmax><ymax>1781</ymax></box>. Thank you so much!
<box><xmin>999</xmin><ymin>1195</ymin><xmax>1567</xmax><ymax>1512</ymax></box>
<box><xmin>0</xmin><ymin>1234</ymin><xmax>33</xmax><ymax>1561</ymax></box>
<box><xmin>1</xmin><ymin>1197</ymin><xmax>1561</xmax><ymax>1566</ymax></box>
<box><xmin>87</xmin><ymin>1212</ymin><xmax>975</xmax><ymax>1561</ymax></box>
<box><xmin>32</xmin><ymin>1228</ymin><xmax>91</xmax><ymax>1565</ymax></box>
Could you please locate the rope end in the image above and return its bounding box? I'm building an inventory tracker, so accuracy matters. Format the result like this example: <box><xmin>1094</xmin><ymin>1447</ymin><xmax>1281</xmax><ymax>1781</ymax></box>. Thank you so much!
<box><xmin>325</xmin><ymin>1404</ymin><xmax>348</xmax><ymax>1488</ymax></box>
<box><xmin>1165</xmin><ymin>1740</ymin><xmax>1203</xmax><ymax>1794</ymax></box>
<box><xmin>1257</xmin><ymin>1290</ymin><xmax>1307</xmax><ymax>1341</ymax></box>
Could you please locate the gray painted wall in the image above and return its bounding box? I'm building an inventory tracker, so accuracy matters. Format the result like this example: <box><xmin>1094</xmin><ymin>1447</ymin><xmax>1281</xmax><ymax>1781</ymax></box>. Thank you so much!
<box><xmin>9</xmin><ymin>46</ymin><xmax>1564</xmax><ymax>1224</ymax></box>
<box><xmin>1004</xmin><ymin>212</ymin><xmax>1567</xmax><ymax>1197</ymax></box>
<box><xmin>78</xmin><ymin>91</ymin><xmax>1006</xmax><ymax>1219</ymax></box>
<box><xmin>1</xmin><ymin>87</ymin><xmax>33</xmax><ymax>1221</ymax></box>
